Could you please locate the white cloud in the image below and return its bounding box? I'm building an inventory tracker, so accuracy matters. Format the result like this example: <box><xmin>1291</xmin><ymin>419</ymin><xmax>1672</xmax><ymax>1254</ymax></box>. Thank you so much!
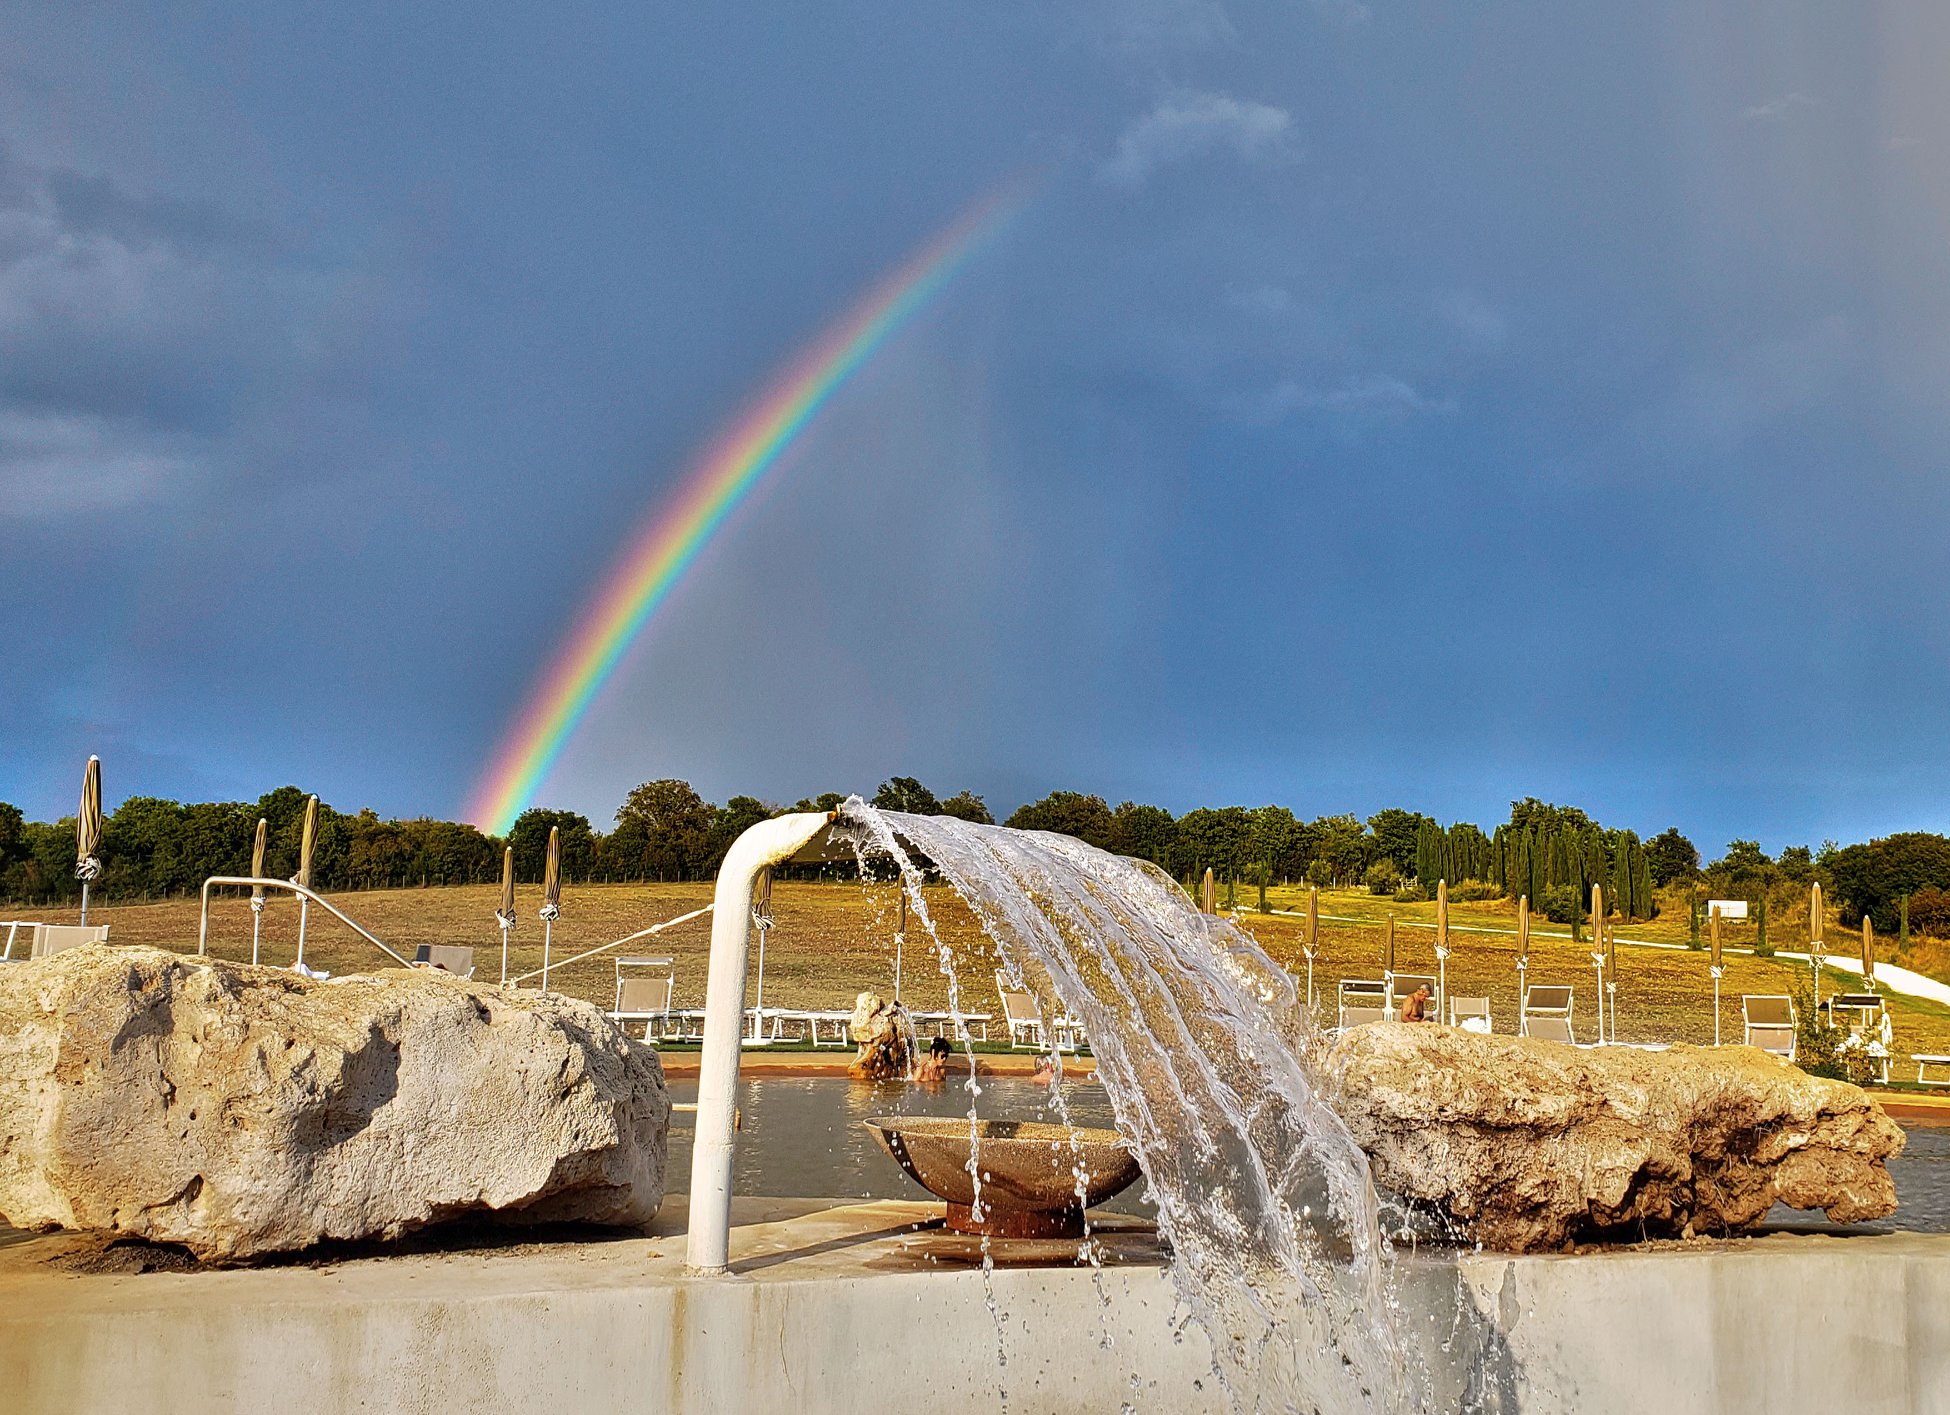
<box><xmin>1100</xmin><ymin>92</ymin><xmax>1298</xmax><ymax>187</ymax></box>
<box><xmin>1256</xmin><ymin>374</ymin><xmax>1459</xmax><ymax>420</ymax></box>
<box><xmin>1740</xmin><ymin>92</ymin><xmax>1821</xmax><ymax>123</ymax></box>
<box><xmin>0</xmin><ymin>410</ymin><xmax>197</xmax><ymax>519</ymax></box>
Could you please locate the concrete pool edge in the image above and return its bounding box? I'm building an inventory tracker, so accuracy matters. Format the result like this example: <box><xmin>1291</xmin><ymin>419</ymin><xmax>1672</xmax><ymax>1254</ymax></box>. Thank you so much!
<box><xmin>2</xmin><ymin>1197</ymin><xmax>1947</xmax><ymax>1414</ymax></box>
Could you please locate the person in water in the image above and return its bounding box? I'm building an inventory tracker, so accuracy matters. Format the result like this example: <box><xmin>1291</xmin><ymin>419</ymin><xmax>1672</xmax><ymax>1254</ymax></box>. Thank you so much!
<box><xmin>1399</xmin><ymin>985</ymin><xmax>1432</xmax><ymax>1023</ymax></box>
<box><xmin>1031</xmin><ymin>1052</ymin><xmax>1059</xmax><ymax>1085</ymax></box>
<box><xmin>913</xmin><ymin>1035</ymin><xmax>952</xmax><ymax>1083</ymax></box>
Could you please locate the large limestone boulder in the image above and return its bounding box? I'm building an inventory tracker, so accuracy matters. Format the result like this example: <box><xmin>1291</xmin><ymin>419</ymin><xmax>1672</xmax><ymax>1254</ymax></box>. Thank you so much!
<box><xmin>0</xmin><ymin>945</ymin><xmax>668</xmax><ymax>1261</ymax></box>
<box><xmin>1325</xmin><ymin>1024</ymin><xmax>1903</xmax><ymax>1251</ymax></box>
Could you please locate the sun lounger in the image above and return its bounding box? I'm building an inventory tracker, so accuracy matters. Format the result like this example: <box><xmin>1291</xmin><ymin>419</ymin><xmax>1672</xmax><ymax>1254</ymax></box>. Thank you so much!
<box><xmin>1521</xmin><ymin>984</ymin><xmax>1575</xmax><ymax>1044</ymax></box>
<box><xmin>28</xmin><ymin>923</ymin><xmax>110</xmax><ymax>960</ymax></box>
<box><xmin>1741</xmin><ymin>995</ymin><xmax>1796</xmax><ymax>1059</ymax></box>
<box><xmin>1338</xmin><ymin>979</ymin><xmax>1389</xmax><ymax>1030</ymax></box>
<box><xmin>411</xmin><ymin>944</ymin><xmax>476</xmax><ymax>978</ymax></box>
<box><xmin>1449</xmin><ymin>996</ymin><xmax>1492</xmax><ymax>1033</ymax></box>
<box><xmin>996</xmin><ymin>974</ymin><xmax>1082</xmax><ymax>1051</ymax></box>
<box><xmin>608</xmin><ymin>956</ymin><xmax>676</xmax><ymax>1040</ymax></box>
<box><xmin>910</xmin><ymin>1010</ymin><xmax>994</xmax><ymax>1042</ymax></box>
<box><xmin>1915</xmin><ymin>1055</ymin><xmax>1950</xmax><ymax>1086</ymax></box>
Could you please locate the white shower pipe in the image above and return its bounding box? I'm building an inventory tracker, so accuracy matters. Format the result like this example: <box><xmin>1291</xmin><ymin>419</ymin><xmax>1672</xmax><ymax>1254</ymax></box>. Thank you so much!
<box><xmin>686</xmin><ymin>810</ymin><xmax>843</xmax><ymax>1274</ymax></box>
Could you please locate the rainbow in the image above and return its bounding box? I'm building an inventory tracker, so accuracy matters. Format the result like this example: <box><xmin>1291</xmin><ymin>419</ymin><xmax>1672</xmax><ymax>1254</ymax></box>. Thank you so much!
<box><xmin>468</xmin><ymin>184</ymin><xmax>1027</xmax><ymax>835</ymax></box>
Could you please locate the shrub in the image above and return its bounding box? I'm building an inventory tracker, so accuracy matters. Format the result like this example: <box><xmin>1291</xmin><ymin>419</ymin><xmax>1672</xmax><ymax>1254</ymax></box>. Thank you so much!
<box><xmin>1305</xmin><ymin>858</ymin><xmax>1334</xmax><ymax>889</ymax></box>
<box><xmin>1394</xmin><ymin>881</ymin><xmax>1430</xmax><ymax>903</ymax></box>
<box><xmin>1538</xmin><ymin>884</ymin><xmax>1581</xmax><ymax>924</ymax></box>
<box><xmin>1364</xmin><ymin>858</ymin><xmax>1402</xmax><ymax>896</ymax></box>
<box><xmin>1450</xmin><ymin>878</ymin><xmax>1502</xmax><ymax>902</ymax></box>
<box><xmin>1793</xmin><ymin>985</ymin><xmax>1882</xmax><ymax>1086</ymax></box>
<box><xmin>1910</xmin><ymin>886</ymin><xmax>1950</xmax><ymax>939</ymax></box>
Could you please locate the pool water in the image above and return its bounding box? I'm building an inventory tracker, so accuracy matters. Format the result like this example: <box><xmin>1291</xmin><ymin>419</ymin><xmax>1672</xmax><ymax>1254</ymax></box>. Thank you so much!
<box><xmin>667</xmin><ymin>1075</ymin><xmax>1950</xmax><ymax>1236</ymax></box>
<box><xmin>664</xmin><ymin>1074</ymin><xmax>1153</xmax><ymax>1218</ymax></box>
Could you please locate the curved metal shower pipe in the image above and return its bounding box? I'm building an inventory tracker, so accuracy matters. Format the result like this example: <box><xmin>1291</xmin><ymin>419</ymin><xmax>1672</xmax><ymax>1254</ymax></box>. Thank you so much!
<box><xmin>686</xmin><ymin>810</ymin><xmax>846</xmax><ymax>1274</ymax></box>
<box><xmin>198</xmin><ymin>876</ymin><xmax>411</xmax><ymax>969</ymax></box>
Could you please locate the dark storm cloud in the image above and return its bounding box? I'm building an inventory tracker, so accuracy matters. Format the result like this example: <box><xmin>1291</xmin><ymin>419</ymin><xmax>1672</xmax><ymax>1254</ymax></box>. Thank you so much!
<box><xmin>4</xmin><ymin>1</ymin><xmax>1950</xmax><ymax>858</ymax></box>
<box><xmin>0</xmin><ymin>136</ymin><xmax>376</xmax><ymax>515</ymax></box>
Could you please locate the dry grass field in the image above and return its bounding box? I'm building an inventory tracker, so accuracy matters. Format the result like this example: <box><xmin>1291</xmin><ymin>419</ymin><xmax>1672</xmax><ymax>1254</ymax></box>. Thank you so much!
<box><xmin>25</xmin><ymin>877</ymin><xmax>1950</xmax><ymax>1062</ymax></box>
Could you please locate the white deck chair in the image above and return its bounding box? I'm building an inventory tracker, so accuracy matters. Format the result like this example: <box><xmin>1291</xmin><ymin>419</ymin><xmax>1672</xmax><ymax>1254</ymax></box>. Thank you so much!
<box><xmin>1449</xmin><ymin>996</ymin><xmax>1492</xmax><ymax>1033</ymax></box>
<box><xmin>998</xmin><ymin>976</ymin><xmax>1045</xmax><ymax>1049</ymax></box>
<box><xmin>1741</xmin><ymin>995</ymin><xmax>1796</xmax><ymax>1059</ymax></box>
<box><xmin>411</xmin><ymin>944</ymin><xmax>475</xmax><ymax>978</ymax></box>
<box><xmin>609</xmin><ymin>956</ymin><xmax>676</xmax><ymax>1040</ymax></box>
<box><xmin>1521</xmin><ymin>984</ymin><xmax>1575</xmax><ymax>1044</ymax></box>
<box><xmin>1338</xmin><ymin>979</ymin><xmax>1389</xmax><ymax>1030</ymax></box>
<box><xmin>29</xmin><ymin>923</ymin><xmax>110</xmax><ymax>959</ymax></box>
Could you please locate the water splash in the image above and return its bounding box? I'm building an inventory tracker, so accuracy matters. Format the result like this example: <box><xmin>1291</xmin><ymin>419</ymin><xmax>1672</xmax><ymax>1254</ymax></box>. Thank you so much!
<box><xmin>837</xmin><ymin>802</ymin><xmax>1427</xmax><ymax>1415</ymax></box>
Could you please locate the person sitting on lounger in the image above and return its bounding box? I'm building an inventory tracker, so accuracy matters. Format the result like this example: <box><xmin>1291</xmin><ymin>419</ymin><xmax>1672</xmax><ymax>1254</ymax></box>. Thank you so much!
<box><xmin>1399</xmin><ymin>985</ymin><xmax>1432</xmax><ymax>1023</ymax></box>
<box><xmin>913</xmin><ymin>1035</ymin><xmax>952</xmax><ymax>1083</ymax></box>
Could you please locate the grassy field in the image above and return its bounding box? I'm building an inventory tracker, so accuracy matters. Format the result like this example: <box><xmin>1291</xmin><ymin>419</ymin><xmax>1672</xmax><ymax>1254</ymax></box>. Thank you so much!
<box><xmin>23</xmin><ymin>879</ymin><xmax>1950</xmax><ymax>1061</ymax></box>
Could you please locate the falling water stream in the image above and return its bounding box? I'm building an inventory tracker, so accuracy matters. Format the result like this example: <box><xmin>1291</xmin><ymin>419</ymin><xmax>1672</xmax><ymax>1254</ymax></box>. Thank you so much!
<box><xmin>835</xmin><ymin>802</ymin><xmax>1435</xmax><ymax>1415</ymax></box>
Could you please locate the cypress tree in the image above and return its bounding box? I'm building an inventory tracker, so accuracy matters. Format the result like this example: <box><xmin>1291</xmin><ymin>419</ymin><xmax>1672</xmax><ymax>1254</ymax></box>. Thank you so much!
<box><xmin>1900</xmin><ymin>894</ymin><xmax>1910</xmax><ymax>953</ymax></box>
<box><xmin>1688</xmin><ymin>889</ymin><xmax>1702</xmax><ymax>950</ymax></box>
<box><xmin>1632</xmin><ymin>844</ymin><xmax>1653</xmax><ymax>921</ymax></box>
<box><xmin>1755</xmin><ymin>893</ymin><xmax>1772</xmax><ymax>956</ymax></box>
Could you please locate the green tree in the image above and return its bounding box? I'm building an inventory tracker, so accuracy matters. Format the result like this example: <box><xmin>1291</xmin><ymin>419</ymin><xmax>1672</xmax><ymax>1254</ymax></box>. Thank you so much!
<box><xmin>509</xmin><ymin>809</ymin><xmax>596</xmax><ymax>884</ymax></box>
<box><xmin>610</xmin><ymin>779</ymin><xmax>715</xmax><ymax>880</ymax></box>
<box><xmin>1645</xmin><ymin>828</ymin><xmax>1700</xmax><ymax>887</ymax></box>
<box><xmin>1367</xmin><ymin>809</ymin><xmax>1430</xmax><ymax>876</ymax></box>
<box><xmin>937</xmin><ymin>791</ymin><xmax>994</xmax><ymax>824</ymax></box>
<box><xmin>1109</xmin><ymin>802</ymin><xmax>1176</xmax><ymax>864</ymax></box>
<box><xmin>1364</xmin><ymin>858</ymin><xmax>1402</xmax><ymax>896</ymax></box>
<box><xmin>1005</xmin><ymin>792</ymin><xmax>1119</xmax><ymax>851</ymax></box>
<box><xmin>872</xmin><ymin>777</ymin><xmax>940</xmax><ymax>814</ymax></box>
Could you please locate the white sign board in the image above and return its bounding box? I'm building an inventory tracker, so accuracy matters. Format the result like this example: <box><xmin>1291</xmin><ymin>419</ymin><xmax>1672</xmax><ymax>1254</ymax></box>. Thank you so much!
<box><xmin>1706</xmin><ymin>899</ymin><xmax>1749</xmax><ymax>921</ymax></box>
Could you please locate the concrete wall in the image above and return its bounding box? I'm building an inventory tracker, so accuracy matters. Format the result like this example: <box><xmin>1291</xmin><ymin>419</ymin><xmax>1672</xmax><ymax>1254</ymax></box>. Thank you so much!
<box><xmin>3</xmin><ymin>1220</ymin><xmax>1946</xmax><ymax>1414</ymax></box>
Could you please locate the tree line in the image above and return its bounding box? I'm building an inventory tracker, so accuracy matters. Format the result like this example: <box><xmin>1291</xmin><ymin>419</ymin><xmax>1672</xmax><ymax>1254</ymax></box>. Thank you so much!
<box><xmin>3</xmin><ymin>773</ymin><xmax>1945</xmax><ymax>941</ymax></box>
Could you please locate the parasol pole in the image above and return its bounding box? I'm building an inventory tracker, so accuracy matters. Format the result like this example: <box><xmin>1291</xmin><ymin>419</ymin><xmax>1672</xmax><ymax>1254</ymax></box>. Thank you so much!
<box><xmin>495</xmin><ymin>845</ymin><xmax>516</xmax><ymax>985</ymax></box>
<box><xmin>1434</xmin><ymin>879</ymin><xmax>1450</xmax><ymax>1021</ymax></box>
<box><xmin>249</xmin><ymin>817</ymin><xmax>268</xmax><ymax>964</ymax></box>
<box><xmin>75</xmin><ymin>756</ymin><xmax>103</xmax><ymax>927</ymax></box>
<box><xmin>749</xmin><ymin>866</ymin><xmax>775</xmax><ymax>1042</ymax></box>
<box><xmin>293</xmin><ymin>795</ymin><xmax>318</xmax><ymax>968</ymax></box>
<box><xmin>1304</xmin><ymin>884</ymin><xmax>1319</xmax><ymax>1012</ymax></box>
<box><xmin>1590</xmin><ymin>883</ymin><xmax>1607</xmax><ymax>1045</ymax></box>
<box><xmin>539</xmin><ymin>826</ymin><xmax>562</xmax><ymax>991</ymax></box>
<box><xmin>1515</xmin><ymin>894</ymin><xmax>1530</xmax><ymax>1028</ymax></box>
<box><xmin>1709</xmin><ymin>906</ymin><xmax>1723</xmax><ymax>1046</ymax></box>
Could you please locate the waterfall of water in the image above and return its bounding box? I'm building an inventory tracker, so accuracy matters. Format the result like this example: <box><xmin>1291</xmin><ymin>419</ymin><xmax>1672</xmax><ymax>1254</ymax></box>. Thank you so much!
<box><xmin>836</xmin><ymin>802</ymin><xmax>1430</xmax><ymax>1415</ymax></box>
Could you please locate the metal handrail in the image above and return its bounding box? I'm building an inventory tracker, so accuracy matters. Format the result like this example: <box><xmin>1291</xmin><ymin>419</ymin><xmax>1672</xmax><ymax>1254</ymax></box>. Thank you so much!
<box><xmin>508</xmin><ymin>905</ymin><xmax>713</xmax><ymax>988</ymax></box>
<box><xmin>1</xmin><ymin>920</ymin><xmax>38</xmax><ymax>961</ymax></box>
<box><xmin>198</xmin><ymin>876</ymin><xmax>412</xmax><ymax>969</ymax></box>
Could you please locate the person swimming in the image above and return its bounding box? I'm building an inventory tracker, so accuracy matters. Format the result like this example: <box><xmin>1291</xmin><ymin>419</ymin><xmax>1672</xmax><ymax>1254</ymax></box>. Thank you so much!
<box><xmin>913</xmin><ymin>1035</ymin><xmax>953</xmax><ymax>1082</ymax></box>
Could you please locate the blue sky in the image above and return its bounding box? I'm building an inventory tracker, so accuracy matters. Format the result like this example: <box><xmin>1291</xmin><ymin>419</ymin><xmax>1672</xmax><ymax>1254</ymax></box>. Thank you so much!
<box><xmin>4</xmin><ymin>2</ymin><xmax>1949</xmax><ymax>854</ymax></box>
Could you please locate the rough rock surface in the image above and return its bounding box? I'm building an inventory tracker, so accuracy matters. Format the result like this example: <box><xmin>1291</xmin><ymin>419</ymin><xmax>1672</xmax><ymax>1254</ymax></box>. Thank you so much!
<box><xmin>1325</xmin><ymin>1024</ymin><xmax>1904</xmax><ymax>1251</ymax></box>
<box><xmin>847</xmin><ymin>991</ymin><xmax>917</xmax><ymax>1079</ymax></box>
<box><xmin>0</xmin><ymin>946</ymin><xmax>669</xmax><ymax>1261</ymax></box>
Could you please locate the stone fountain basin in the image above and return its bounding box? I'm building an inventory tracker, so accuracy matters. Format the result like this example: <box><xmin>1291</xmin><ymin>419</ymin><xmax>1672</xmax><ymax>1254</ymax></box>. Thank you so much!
<box><xmin>864</xmin><ymin>1117</ymin><xmax>1141</xmax><ymax>1238</ymax></box>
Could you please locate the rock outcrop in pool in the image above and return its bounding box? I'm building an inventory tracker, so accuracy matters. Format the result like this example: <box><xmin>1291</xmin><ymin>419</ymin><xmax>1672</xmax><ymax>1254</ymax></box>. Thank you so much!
<box><xmin>0</xmin><ymin>946</ymin><xmax>669</xmax><ymax>1261</ymax></box>
<box><xmin>1326</xmin><ymin>1024</ymin><xmax>1904</xmax><ymax>1250</ymax></box>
